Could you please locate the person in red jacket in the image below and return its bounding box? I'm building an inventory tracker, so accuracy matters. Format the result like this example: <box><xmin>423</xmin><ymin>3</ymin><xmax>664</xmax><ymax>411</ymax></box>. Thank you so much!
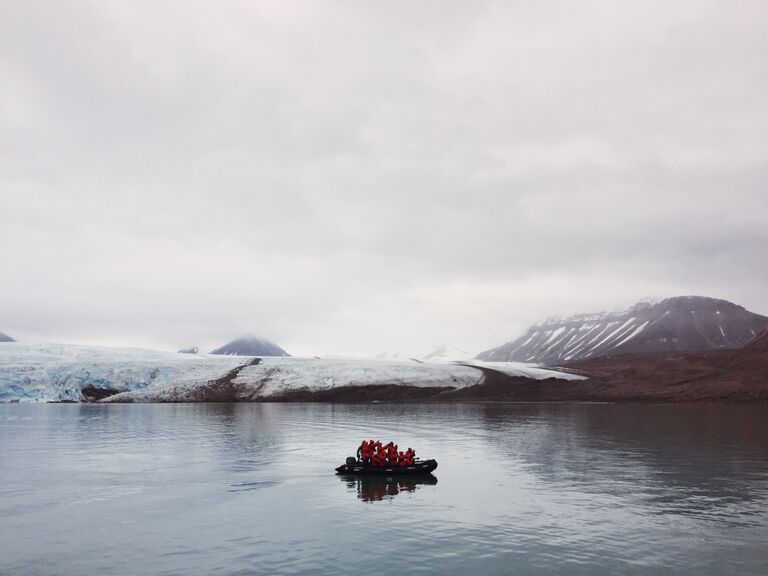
<box><xmin>371</xmin><ymin>442</ymin><xmax>382</xmax><ymax>466</ymax></box>
<box><xmin>386</xmin><ymin>443</ymin><xmax>397</xmax><ymax>465</ymax></box>
<box><xmin>404</xmin><ymin>448</ymin><xmax>415</xmax><ymax>465</ymax></box>
<box><xmin>366</xmin><ymin>441</ymin><xmax>374</xmax><ymax>464</ymax></box>
<box><xmin>398</xmin><ymin>451</ymin><xmax>407</xmax><ymax>466</ymax></box>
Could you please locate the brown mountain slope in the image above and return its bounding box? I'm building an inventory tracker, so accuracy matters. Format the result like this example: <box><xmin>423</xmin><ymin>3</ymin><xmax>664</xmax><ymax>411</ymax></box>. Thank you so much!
<box><xmin>553</xmin><ymin>330</ymin><xmax>768</xmax><ymax>402</ymax></box>
<box><xmin>446</xmin><ymin>331</ymin><xmax>768</xmax><ymax>403</ymax></box>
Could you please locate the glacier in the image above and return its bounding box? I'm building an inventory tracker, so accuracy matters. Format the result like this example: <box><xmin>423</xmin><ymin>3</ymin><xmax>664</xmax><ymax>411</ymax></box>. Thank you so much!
<box><xmin>104</xmin><ymin>357</ymin><xmax>488</xmax><ymax>402</ymax></box>
<box><xmin>0</xmin><ymin>342</ymin><xmax>245</xmax><ymax>403</ymax></box>
<box><xmin>0</xmin><ymin>342</ymin><xmax>585</xmax><ymax>403</ymax></box>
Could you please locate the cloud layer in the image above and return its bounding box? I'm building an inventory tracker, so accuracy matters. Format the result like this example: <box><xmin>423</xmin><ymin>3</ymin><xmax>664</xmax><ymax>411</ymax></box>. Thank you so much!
<box><xmin>2</xmin><ymin>0</ymin><xmax>767</xmax><ymax>355</ymax></box>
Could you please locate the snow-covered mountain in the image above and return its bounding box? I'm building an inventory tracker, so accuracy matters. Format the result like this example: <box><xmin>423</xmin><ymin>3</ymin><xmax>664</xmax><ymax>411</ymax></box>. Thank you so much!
<box><xmin>375</xmin><ymin>349</ymin><xmax>406</xmax><ymax>360</ymax></box>
<box><xmin>210</xmin><ymin>334</ymin><xmax>289</xmax><ymax>356</ymax></box>
<box><xmin>419</xmin><ymin>345</ymin><xmax>472</xmax><ymax>363</ymax></box>
<box><xmin>0</xmin><ymin>331</ymin><xmax>15</xmax><ymax>342</ymax></box>
<box><xmin>477</xmin><ymin>296</ymin><xmax>768</xmax><ymax>364</ymax></box>
<box><xmin>376</xmin><ymin>345</ymin><xmax>473</xmax><ymax>363</ymax></box>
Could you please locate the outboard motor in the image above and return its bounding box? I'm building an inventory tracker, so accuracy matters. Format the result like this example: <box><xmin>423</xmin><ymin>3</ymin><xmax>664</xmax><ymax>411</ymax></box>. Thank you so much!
<box><xmin>346</xmin><ymin>456</ymin><xmax>357</xmax><ymax>466</ymax></box>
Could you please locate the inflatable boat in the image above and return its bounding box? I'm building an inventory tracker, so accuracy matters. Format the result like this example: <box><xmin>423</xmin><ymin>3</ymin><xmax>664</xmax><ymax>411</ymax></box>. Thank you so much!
<box><xmin>334</xmin><ymin>458</ymin><xmax>438</xmax><ymax>475</ymax></box>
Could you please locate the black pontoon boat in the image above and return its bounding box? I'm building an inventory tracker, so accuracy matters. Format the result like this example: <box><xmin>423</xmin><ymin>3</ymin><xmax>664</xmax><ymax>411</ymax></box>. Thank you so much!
<box><xmin>335</xmin><ymin>457</ymin><xmax>438</xmax><ymax>475</ymax></box>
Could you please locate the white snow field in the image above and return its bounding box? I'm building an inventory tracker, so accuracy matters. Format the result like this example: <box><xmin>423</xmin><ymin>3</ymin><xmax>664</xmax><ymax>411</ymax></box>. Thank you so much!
<box><xmin>0</xmin><ymin>342</ymin><xmax>585</xmax><ymax>403</ymax></box>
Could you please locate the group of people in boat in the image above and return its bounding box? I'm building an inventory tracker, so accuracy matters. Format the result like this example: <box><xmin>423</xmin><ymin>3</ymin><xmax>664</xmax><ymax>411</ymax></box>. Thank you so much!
<box><xmin>357</xmin><ymin>439</ymin><xmax>416</xmax><ymax>467</ymax></box>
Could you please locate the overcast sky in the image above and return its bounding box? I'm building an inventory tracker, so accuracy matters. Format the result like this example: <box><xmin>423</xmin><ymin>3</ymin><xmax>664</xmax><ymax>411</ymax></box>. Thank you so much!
<box><xmin>2</xmin><ymin>0</ymin><xmax>767</xmax><ymax>356</ymax></box>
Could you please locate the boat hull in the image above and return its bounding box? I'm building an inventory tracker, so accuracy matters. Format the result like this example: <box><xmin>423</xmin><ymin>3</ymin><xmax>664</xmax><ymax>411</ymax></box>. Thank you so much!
<box><xmin>334</xmin><ymin>459</ymin><xmax>437</xmax><ymax>476</ymax></box>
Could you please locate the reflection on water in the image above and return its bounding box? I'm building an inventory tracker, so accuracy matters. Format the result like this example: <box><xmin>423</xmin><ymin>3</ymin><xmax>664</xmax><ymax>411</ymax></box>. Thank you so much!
<box><xmin>1</xmin><ymin>403</ymin><xmax>768</xmax><ymax>576</ymax></box>
<box><xmin>339</xmin><ymin>474</ymin><xmax>438</xmax><ymax>502</ymax></box>
<box><xmin>478</xmin><ymin>403</ymin><xmax>768</xmax><ymax>522</ymax></box>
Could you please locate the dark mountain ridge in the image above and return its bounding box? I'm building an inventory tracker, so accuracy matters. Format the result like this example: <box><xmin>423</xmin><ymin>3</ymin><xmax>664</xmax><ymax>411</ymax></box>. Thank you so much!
<box><xmin>477</xmin><ymin>296</ymin><xmax>768</xmax><ymax>364</ymax></box>
<box><xmin>0</xmin><ymin>331</ymin><xmax>15</xmax><ymax>343</ymax></box>
<box><xmin>210</xmin><ymin>334</ymin><xmax>289</xmax><ymax>357</ymax></box>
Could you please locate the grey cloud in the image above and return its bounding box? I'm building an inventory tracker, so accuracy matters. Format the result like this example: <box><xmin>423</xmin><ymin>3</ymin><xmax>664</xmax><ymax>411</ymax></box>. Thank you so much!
<box><xmin>2</xmin><ymin>0</ymin><xmax>767</xmax><ymax>355</ymax></box>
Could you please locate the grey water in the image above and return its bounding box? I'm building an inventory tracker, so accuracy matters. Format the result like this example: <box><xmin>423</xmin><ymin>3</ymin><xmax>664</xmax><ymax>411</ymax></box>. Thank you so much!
<box><xmin>1</xmin><ymin>404</ymin><xmax>768</xmax><ymax>576</ymax></box>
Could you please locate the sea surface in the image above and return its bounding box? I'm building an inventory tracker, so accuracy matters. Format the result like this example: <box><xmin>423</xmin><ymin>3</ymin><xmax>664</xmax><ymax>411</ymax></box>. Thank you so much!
<box><xmin>1</xmin><ymin>403</ymin><xmax>767</xmax><ymax>576</ymax></box>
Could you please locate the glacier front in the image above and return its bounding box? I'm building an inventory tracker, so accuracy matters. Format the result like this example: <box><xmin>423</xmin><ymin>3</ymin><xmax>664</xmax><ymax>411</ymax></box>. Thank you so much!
<box><xmin>0</xmin><ymin>342</ymin><xmax>246</xmax><ymax>402</ymax></box>
<box><xmin>0</xmin><ymin>342</ymin><xmax>585</xmax><ymax>403</ymax></box>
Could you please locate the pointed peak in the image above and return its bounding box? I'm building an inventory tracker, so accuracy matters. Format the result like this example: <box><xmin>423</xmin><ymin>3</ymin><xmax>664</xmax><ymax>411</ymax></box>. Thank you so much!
<box><xmin>210</xmin><ymin>335</ymin><xmax>289</xmax><ymax>357</ymax></box>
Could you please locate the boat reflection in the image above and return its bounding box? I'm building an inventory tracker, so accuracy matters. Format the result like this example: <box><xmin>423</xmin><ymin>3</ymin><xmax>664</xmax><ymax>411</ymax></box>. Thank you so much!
<box><xmin>339</xmin><ymin>474</ymin><xmax>438</xmax><ymax>502</ymax></box>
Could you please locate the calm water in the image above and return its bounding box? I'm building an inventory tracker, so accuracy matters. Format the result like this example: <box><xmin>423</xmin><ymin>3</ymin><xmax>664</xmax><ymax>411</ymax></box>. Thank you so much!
<box><xmin>1</xmin><ymin>403</ymin><xmax>767</xmax><ymax>576</ymax></box>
